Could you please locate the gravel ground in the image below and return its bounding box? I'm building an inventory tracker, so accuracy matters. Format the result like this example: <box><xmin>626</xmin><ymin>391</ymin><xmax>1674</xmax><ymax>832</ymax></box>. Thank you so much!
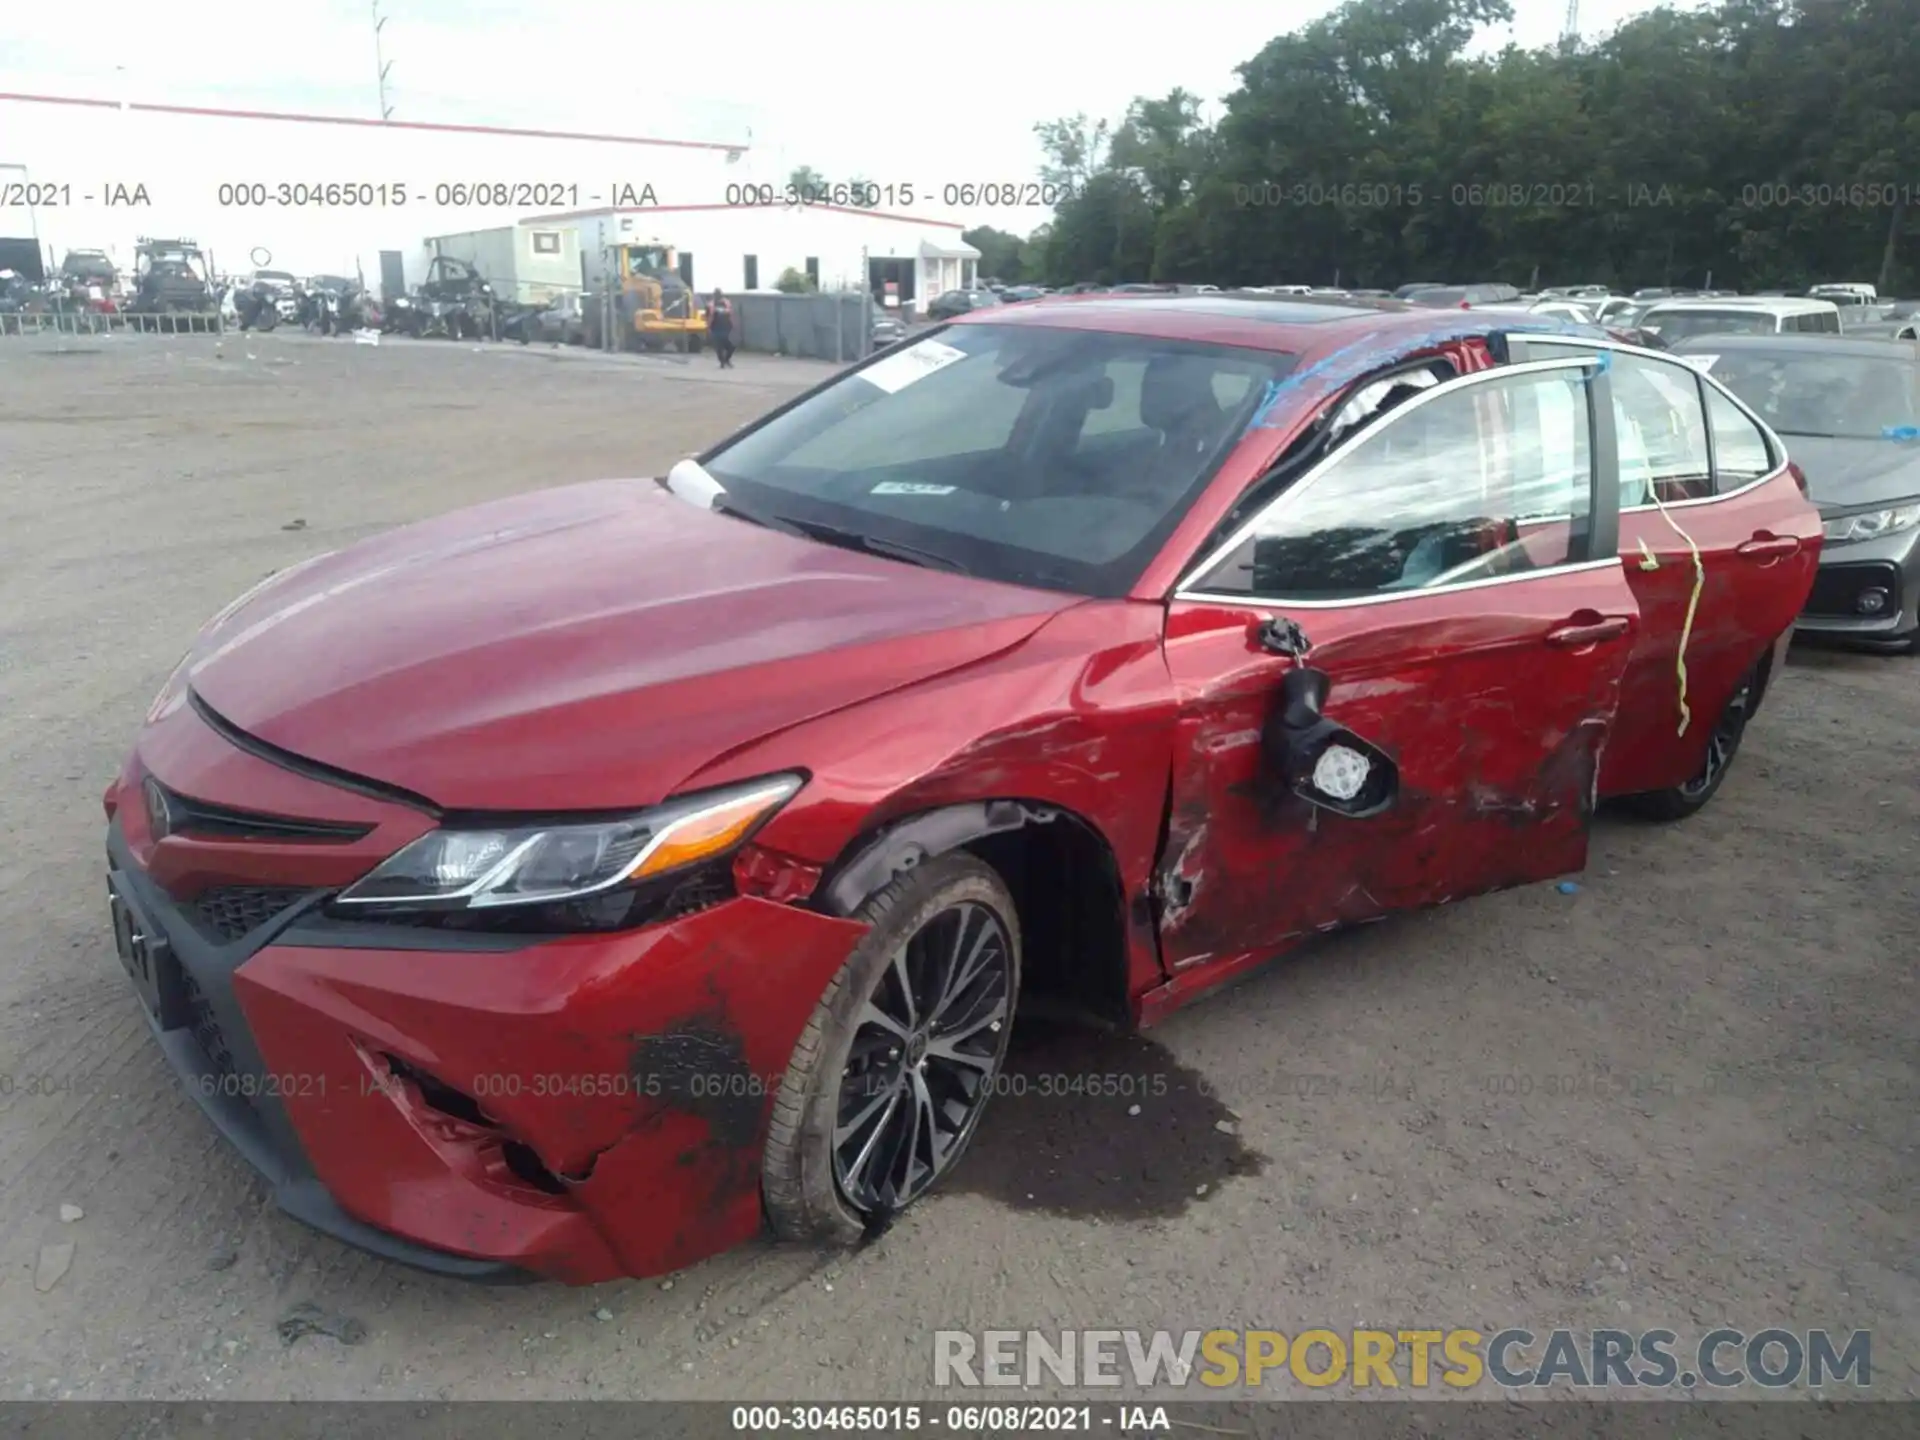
<box><xmin>0</xmin><ymin>331</ymin><xmax>1914</xmax><ymax>1402</ymax></box>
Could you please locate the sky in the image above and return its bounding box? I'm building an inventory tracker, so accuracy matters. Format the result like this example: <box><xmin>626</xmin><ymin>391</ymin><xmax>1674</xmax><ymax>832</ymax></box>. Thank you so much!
<box><xmin>0</xmin><ymin>0</ymin><xmax>1688</xmax><ymax>275</ymax></box>
<box><xmin>2</xmin><ymin>0</ymin><xmax>1684</xmax><ymax>196</ymax></box>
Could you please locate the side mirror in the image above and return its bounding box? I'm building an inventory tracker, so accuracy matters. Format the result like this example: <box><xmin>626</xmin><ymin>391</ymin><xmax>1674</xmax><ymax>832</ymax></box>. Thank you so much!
<box><xmin>1263</xmin><ymin>665</ymin><xmax>1399</xmax><ymax>818</ymax></box>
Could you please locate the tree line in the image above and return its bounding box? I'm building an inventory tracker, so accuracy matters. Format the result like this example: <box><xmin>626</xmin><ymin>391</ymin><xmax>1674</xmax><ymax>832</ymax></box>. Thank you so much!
<box><xmin>963</xmin><ymin>0</ymin><xmax>1919</xmax><ymax>294</ymax></box>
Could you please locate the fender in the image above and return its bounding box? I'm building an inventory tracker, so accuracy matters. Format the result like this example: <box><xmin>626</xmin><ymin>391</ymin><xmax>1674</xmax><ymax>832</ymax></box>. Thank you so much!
<box><xmin>815</xmin><ymin>800</ymin><xmax>1062</xmax><ymax>917</ymax></box>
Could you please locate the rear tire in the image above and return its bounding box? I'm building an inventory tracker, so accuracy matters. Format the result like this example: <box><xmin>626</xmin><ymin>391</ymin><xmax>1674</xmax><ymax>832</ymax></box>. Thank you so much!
<box><xmin>1621</xmin><ymin>664</ymin><xmax>1759</xmax><ymax>821</ymax></box>
<box><xmin>762</xmin><ymin>853</ymin><xmax>1020</xmax><ymax>1245</ymax></box>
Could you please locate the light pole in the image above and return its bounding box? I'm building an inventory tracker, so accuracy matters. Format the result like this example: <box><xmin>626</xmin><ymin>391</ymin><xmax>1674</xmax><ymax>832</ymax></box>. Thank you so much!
<box><xmin>372</xmin><ymin>2</ymin><xmax>395</xmax><ymax>119</ymax></box>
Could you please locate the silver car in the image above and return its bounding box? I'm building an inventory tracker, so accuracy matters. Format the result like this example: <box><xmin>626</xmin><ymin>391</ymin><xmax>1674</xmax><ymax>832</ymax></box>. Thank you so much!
<box><xmin>1671</xmin><ymin>333</ymin><xmax>1920</xmax><ymax>652</ymax></box>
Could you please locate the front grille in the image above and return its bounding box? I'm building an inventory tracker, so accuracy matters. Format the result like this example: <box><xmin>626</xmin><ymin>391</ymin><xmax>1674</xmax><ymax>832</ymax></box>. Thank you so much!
<box><xmin>149</xmin><ymin>780</ymin><xmax>372</xmax><ymax>844</ymax></box>
<box><xmin>1805</xmin><ymin>561</ymin><xmax>1901</xmax><ymax>618</ymax></box>
<box><xmin>187</xmin><ymin>885</ymin><xmax>309</xmax><ymax>943</ymax></box>
<box><xmin>177</xmin><ymin>966</ymin><xmax>236</xmax><ymax>1082</ymax></box>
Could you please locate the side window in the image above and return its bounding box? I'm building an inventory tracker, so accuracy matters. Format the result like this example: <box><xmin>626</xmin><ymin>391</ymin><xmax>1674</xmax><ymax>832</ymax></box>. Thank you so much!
<box><xmin>1191</xmin><ymin>368</ymin><xmax>1593</xmax><ymax>600</ymax></box>
<box><xmin>1703</xmin><ymin>384</ymin><xmax>1775</xmax><ymax>490</ymax></box>
<box><xmin>1610</xmin><ymin>353</ymin><xmax>1712</xmax><ymax>505</ymax></box>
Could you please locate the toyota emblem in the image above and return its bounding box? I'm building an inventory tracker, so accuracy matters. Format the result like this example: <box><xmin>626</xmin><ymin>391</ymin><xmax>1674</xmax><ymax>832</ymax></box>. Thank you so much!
<box><xmin>143</xmin><ymin>777</ymin><xmax>172</xmax><ymax>840</ymax></box>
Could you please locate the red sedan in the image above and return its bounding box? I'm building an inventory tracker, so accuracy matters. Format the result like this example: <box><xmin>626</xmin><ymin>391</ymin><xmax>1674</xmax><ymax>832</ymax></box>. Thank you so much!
<box><xmin>104</xmin><ymin>296</ymin><xmax>1819</xmax><ymax>1283</ymax></box>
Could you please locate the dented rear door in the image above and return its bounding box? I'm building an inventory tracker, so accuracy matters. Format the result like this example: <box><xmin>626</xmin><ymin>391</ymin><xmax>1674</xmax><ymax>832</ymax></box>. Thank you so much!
<box><xmin>1152</xmin><ymin>357</ymin><xmax>1640</xmax><ymax>985</ymax></box>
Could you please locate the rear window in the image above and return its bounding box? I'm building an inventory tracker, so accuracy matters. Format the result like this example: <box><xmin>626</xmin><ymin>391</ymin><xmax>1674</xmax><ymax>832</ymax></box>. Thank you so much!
<box><xmin>1647</xmin><ymin>309</ymin><xmax>1781</xmax><ymax>341</ymax></box>
<box><xmin>1698</xmin><ymin>350</ymin><xmax>1918</xmax><ymax>441</ymax></box>
<box><xmin>703</xmin><ymin>324</ymin><xmax>1296</xmax><ymax>597</ymax></box>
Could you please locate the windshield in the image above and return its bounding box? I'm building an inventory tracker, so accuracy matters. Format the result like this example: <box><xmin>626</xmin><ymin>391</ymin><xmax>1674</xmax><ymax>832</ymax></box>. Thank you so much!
<box><xmin>1698</xmin><ymin>351</ymin><xmax>1919</xmax><ymax>438</ymax></box>
<box><xmin>1647</xmin><ymin>309</ymin><xmax>1780</xmax><ymax>340</ymax></box>
<box><xmin>701</xmin><ymin>323</ymin><xmax>1297</xmax><ymax>596</ymax></box>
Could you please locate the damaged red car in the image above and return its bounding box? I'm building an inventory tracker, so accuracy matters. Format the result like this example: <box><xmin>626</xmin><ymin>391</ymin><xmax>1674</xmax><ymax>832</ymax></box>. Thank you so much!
<box><xmin>104</xmin><ymin>296</ymin><xmax>1821</xmax><ymax>1283</ymax></box>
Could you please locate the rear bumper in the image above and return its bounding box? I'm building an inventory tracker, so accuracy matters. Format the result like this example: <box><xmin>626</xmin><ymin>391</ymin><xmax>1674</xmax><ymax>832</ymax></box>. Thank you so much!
<box><xmin>105</xmin><ymin>815</ymin><xmax>867</xmax><ymax>1284</ymax></box>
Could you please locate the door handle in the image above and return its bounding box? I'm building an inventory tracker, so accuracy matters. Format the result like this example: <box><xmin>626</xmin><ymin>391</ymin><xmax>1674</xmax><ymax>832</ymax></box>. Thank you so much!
<box><xmin>1545</xmin><ymin>614</ymin><xmax>1632</xmax><ymax>647</ymax></box>
<box><xmin>1737</xmin><ymin>533</ymin><xmax>1800</xmax><ymax>560</ymax></box>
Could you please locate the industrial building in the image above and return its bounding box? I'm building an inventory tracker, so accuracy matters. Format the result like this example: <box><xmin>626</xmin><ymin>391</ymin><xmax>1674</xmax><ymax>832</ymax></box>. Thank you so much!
<box><xmin>3</xmin><ymin>91</ymin><xmax>979</xmax><ymax>314</ymax></box>
<box><xmin>426</xmin><ymin>204</ymin><xmax>979</xmax><ymax>313</ymax></box>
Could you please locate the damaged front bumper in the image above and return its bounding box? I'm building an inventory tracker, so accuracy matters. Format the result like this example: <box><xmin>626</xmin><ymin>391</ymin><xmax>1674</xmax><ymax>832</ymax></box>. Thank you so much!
<box><xmin>105</xmin><ymin>816</ymin><xmax>867</xmax><ymax>1284</ymax></box>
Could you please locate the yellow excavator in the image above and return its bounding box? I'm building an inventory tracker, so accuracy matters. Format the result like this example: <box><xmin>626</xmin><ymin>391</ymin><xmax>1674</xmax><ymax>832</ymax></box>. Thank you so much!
<box><xmin>583</xmin><ymin>238</ymin><xmax>707</xmax><ymax>353</ymax></box>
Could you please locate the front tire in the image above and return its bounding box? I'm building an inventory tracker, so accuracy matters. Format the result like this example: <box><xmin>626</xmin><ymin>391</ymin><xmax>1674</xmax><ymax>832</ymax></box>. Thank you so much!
<box><xmin>763</xmin><ymin>853</ymin><xmax>1020</xmax><ymax>1245</ymax></box>
<box><xmin>1622</xmin><ymin>664</ymin><xmax>1758</xmax><ymax>821</ymax></box>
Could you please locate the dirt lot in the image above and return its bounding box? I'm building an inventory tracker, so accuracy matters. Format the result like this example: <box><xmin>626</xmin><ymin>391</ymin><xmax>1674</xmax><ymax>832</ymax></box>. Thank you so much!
<box><xmin>0</xmin><ymin>331</ymin><xmax>1914</xmax><ymax>1403</ymax></box>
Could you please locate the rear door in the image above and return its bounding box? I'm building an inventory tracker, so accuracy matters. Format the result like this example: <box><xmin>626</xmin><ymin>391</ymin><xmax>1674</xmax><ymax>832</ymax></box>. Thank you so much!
<box><xmin>1510</xmin><ymin>336</ymin><xmax>1819</xmax><ymax>794</ymax></box>
<box><xmin>1155</xmin><ymin>356</ymin><xmax>1641</xmax><ymax>978</ymax></box>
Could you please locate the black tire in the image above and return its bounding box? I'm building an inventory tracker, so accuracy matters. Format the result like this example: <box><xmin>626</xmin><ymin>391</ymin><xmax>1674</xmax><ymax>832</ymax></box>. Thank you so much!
<box><xmin>1621</xmin><ymin>664</ymin><xmax>1759</xmax><ymax>821</ymax></box>
<box><xmin>762</xmin><ymin>852</ymin><xmax>1020</xmax><ymax>1245</ymax></box>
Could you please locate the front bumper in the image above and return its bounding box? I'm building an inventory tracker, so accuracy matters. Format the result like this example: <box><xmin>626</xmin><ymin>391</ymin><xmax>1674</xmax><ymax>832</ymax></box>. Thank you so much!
<box><xmin>104</xmin><ymin>809</ymin><xmax>867</xmax><ymax>1284</ymax></box>
<box><xmin>1794</xmin><ymin>527</ymin><xmax>1920</xmax><ymax>646</ymax></box>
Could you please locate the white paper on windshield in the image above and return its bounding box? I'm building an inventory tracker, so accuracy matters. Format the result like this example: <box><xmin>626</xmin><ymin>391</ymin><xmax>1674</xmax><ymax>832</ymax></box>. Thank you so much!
<box><xmin>871</xmin><ymin>481</ymin><xmax>955</xmax><ymax>495</ymax></box>
<box><xmin>857</xmin><ymin>338</ymin><xmax>967</xmax><ymax>394</ymax></box>
<box><xmin>1680</xmin><ymin>353</ymin><xmax>1718</xmax><ymax>371</ymax></box>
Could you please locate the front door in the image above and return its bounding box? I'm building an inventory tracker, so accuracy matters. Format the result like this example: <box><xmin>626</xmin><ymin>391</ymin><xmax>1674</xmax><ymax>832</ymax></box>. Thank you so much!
<box><xmin>1509</xmin><ymin>337</ymin><xmax>1820</xmax><ymax>794</ymax></box>
<box><xmin>1155</xmin><ymin>357</ymin><xmax>1641</xmax><ymax>982</ymax></box>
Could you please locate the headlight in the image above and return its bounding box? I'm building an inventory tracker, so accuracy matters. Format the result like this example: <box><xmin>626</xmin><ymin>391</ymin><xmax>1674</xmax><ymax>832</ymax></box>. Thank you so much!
<box><xmin>1823</xmin><ymin>502</ymin><xmax>1920</xmax><ymax>543</ymax></box>
<box><xmin>334</xmin><ymin>774</ymin><xmax>804</xmax><ymax>914</ymax></box>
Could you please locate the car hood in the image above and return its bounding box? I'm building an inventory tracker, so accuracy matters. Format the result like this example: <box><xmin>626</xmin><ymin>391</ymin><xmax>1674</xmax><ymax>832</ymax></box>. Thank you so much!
<box><xmin>185</xmin><ymin>479</ymin><xmax>1077</xmax><ymax>811</ymax></box>
<box><xmin>1779</xmin><ymin>436</ymin><xmax>1920</xmax><ymax>511</ymax></box>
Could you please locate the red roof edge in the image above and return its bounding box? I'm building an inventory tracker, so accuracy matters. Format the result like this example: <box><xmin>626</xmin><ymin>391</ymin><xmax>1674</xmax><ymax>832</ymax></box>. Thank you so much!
<box><xmin>0</xmin><ymin>91</ymin><xmax>748</xmax><ymax>152</ymax></box>
<box><xmin>519</xmin><ymin>203</ymin><xmax>966</xmax><ymax>231</ymax></box>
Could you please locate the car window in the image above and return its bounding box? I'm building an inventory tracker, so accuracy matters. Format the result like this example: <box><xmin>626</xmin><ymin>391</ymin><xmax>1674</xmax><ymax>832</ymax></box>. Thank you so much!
<box><xmin>1703</xmin><ymin>384</ymin><xmax>1775</xmax><ymax>488</ymax></box>
<box><xmin>1610</xmin><ymin>353</ymin><xmax>1713</xmax><ymax>505</ymax></box>
<box><xmin>704</xmin><ymin>324</ymin><xmax>1298</xmax><ymax>598</ymax></box>
<box><xmin>1648</xmin><ymin>309</ymin><xmax>1780</xmax><ymax>341</ymax></box>
<box><xmin>1699</xmin><ymin>350</ymin><xmax>1918</xmax><ymax>441</ymax></box>
<box><xmin>1190</xmin><ymin>368</ymin><xmax>1593</xmax><ymax>601</ymax></box>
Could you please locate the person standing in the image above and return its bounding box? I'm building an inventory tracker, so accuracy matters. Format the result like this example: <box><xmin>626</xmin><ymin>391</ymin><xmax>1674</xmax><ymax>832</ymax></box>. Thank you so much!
<box><xmin>708</xmin><ymin>289</ymin><xmax>736</xmax><ymax>368</ymax></box>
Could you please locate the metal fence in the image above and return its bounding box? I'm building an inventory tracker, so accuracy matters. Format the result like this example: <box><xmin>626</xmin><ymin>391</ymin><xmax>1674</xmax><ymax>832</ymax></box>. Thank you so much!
<box><xmin>725</xmin><ymin>292</ymin><xmax>873</xmax><ymax>362</ymax></box>
<box><xmin>1</xmin><ymin>311</ymin><xmax>227</xmax><ymax>337</ymax></box>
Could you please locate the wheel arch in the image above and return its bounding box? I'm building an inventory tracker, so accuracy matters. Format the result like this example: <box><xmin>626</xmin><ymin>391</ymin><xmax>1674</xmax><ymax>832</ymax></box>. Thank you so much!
<box><xmin>813</xmin><ymin>799</ymin><xmax>1135</xmax><ymax>1029</ymax></box>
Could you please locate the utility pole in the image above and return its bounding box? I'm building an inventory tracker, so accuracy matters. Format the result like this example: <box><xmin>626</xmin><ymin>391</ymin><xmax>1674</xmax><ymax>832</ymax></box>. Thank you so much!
<box><xmin>372</xmin><ymin>2</ymin><xmax>395</xmax><ymax>119</ymax></box>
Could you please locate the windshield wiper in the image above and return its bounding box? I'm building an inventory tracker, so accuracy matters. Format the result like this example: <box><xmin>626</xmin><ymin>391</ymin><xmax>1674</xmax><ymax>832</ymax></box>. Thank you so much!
<box><xmin>781</xmin><ymin>516</ymin><xmax>972</xmax><ymax>574</ymax></box>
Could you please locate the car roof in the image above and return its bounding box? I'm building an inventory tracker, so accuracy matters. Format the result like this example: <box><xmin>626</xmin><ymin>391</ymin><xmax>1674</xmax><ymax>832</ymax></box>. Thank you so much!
<box><xmin>948</xmin><ymin>291</ymin><xmax>1584</xmax><ymax>356</ymax></box>
<box><xmin>1645</xmin><ymin>296</ymin><xmax>1838</xmax><ymax>315</ymax></box>
<box><xmin>1668</xmin><ymin>332</ymin><xmax>1920</xmax><ymax>360</ymax></box>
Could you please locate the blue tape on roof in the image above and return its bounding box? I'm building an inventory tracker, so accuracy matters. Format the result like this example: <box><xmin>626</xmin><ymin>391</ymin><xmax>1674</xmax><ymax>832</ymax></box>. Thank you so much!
<box><xmin>1244</xmin><ymin>316</ymin><xmax>1604</xmax><ymax>432</ymax></box>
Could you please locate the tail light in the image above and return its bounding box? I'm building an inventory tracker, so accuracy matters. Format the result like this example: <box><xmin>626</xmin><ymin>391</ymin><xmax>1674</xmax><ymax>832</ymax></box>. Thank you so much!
<box><xmin>1787</xmin><ymin>460</ymin><xmax>1809</xmax><ymax>497</ymax></box>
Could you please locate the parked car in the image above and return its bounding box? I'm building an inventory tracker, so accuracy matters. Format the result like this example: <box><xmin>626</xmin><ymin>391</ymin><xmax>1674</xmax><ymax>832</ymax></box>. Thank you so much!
<box><xmin>1392</xmin><ymin>282</ymin><xmax>1446</xmax><ymax>298</ymax></box>
<box><xmin>1808</xmin><ymin>283</ymin><xmax>1877</xmax><ymax>307</ymax></box>
<box><xmin>1639</xmin><ymin>297</ymin><xmax>1842</xmax><ymax>341</ymax></box>
<box><xmin>1406</xmin><ymin>283</ymin><xmax>1522</xmax><ymax>307</ymax></box>
<box><xmin>518</xmin><ymin>292</ymin><xmax>587</xmax><ymax>346</ymax></box>
<box><xmin>926</xmin><ymin>288</ymin><xmax>999</xmax><ymax>320</ymax></box>
<box><xmin>1000</xmin><ymin>285</ymin><xmax>1048</xmax><ymax>303</ymax></box>
<box><xmin>1670</xmin><ymin>333</ymin><xmax>1919</xmax><ymax>651</ymax></box>
<box><xmin>1060</xmin><ymin>282</ymin><xmax>1107</xmax><ymax>295</ymax></box>
<box><xmin>103</xmin><ymin>296</ymin><xmax>1818</xmax><ymax>1283</ymax></box>
<box><xmin>869</xmin><ymin>301</ymin><xmax>907</xmax><ymax>347</ymax></box>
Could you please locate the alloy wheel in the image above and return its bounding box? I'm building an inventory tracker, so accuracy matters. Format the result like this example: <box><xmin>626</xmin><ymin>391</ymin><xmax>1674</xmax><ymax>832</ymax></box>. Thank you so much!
<box><xmin>832</xmin><ymin>900</ymin><xmax>1013</xmax><ymax>1214</ymax></box>
<box><xmin>1679</xmin><ymin>677</ymin><xmax>1754</xmax><ymax>799</ymax></box>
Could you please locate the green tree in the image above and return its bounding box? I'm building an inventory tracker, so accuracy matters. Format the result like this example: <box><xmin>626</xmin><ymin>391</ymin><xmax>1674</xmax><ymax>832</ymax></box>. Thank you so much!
<box><xmin>962</xmin><ymin>226</ymin><xmax>1030</xmax><ymax>283</ymax></box>
<box><xmin>1014</xmin><ymin>0</ymin><xmax>1917</xmax><ymax>294</ymax></box>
